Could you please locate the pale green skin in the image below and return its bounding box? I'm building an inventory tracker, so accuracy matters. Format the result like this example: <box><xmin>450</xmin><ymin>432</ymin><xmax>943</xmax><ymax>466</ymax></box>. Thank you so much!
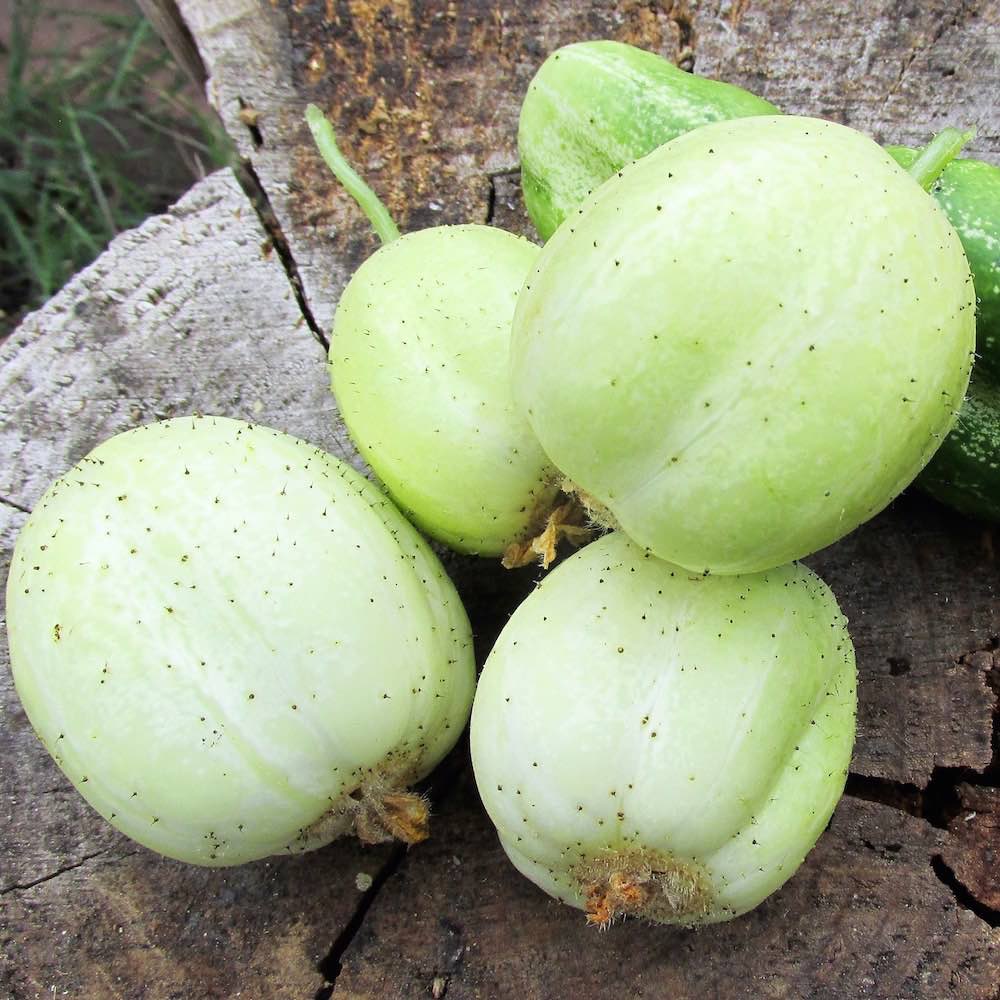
<box><xmin>6</xmin><ymin>416</ymin><xmax>475</xmax><ymax>866</ymax></box>
<box><xmin>511</xmin><ymin>115</ymin><xmax>976</xmax><ymax>574</ymax></box>
<box><xmin>331</xmin><ymin>225</ymin><xmax>558</xmax><ymax>556</ymax></box>
<box><xmin>470</xmin><ymin>532</ymin><xmax>857</xmax><ymax>924</ymax></box>
<box><xmin>518</xmin><ymin>39</ymin><xmax>779</xmax><ymax>240</ymax></box>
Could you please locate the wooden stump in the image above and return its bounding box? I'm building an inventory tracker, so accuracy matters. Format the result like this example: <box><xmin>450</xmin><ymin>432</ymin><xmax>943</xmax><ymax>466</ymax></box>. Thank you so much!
<box><xmin>2</xmin><ymin>2</ymin><xmax>998</xmax><ymax>997</ymax></box>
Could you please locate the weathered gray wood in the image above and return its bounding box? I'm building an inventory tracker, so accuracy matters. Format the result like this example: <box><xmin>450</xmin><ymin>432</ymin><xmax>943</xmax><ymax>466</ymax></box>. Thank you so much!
<box><xmin>0</xmin><ymin>168</ymin><xmax>356</xmax><ymax>512</ymax></box>
<box><xmin>2</xmin><ymin>0</ymin><xmax>999</xmax><ymax>995</ymax></box>
<box><xmin>177</xmin><ymin>0</ymin><xmax>999</xmax><ymax>336</ymax></box>
<box><xmin>176</xmin><ymin>0</ymin><xmax>706</xmax><ymax>333</ymax></box>
<box><xmin>136</xmin><ymin>0</ymin><xmax>207</xmax><ymax>88</ymax></box>
<box><xmin>696</xmin><ymin>0</ymin><xmax>1000</xmax><ymax>152</ymax></box>
<box><xmin>178</xmin><ymin>0</ymin><xmax>347</xmax><ymax>331</ymax></box>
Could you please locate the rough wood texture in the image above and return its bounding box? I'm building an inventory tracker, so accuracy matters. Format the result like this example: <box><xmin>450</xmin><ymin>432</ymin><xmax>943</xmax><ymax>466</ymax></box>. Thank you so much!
<box><xmin>807</xmin><ymin>499</ymin><xmax>998</xmax><ymax>784</ymax></box>
<box><xmin>176</xmin><ymin>0</ymin><xmax>999</xmax><ymax>333</ymax></box>
<box><xmin>2</xmin><ymin>0</ymin><xmax>999</xmax><ymax>996</ymax></box>
<box><xmin>942</xmin><ymin>783</ymin><xmax>1000</xmax><ymax>915</ymax></box>
<box><xmin>0</xmin><ymin>168</ymin><xmax>355</xmax><ymax>512</ymax></box>
<box><xmin>333</xmin><ymin>769</ymin><xmax>1000</xmax><ymax>1000</ymax></box>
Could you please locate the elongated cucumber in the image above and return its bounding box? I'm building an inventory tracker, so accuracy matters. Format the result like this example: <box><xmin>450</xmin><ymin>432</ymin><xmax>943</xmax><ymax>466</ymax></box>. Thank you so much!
<box><xmin>518</xmin><ymin>40</ymin><xmax>778</xmax><ymax>241</ymax></box>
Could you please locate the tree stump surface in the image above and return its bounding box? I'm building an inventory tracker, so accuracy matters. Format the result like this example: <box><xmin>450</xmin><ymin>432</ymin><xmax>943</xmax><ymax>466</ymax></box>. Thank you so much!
<box><xmin>2</xmin><ymin>2</ymin><xmax>998</xmax><ymax>997</ymax></box>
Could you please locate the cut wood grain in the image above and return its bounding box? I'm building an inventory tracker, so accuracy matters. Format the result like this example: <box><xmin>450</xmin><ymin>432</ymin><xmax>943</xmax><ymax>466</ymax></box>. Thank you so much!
<box><xmin>695</xmin><ymin>0</ymin><xmax>1000</xmax><ymax>152</ymax></box>
<box><xmin>177</xmin><ymin>0</ymin><xmax>999</xmax><ymax>337</ymax></box>
<box><xmin>0</xmin><ymin>168</ymin><xmax>355</xmax><ymax>512</ymax></box>
<box><xmin>175</xmin><ymin>0</ymin><xmax>698</xmax><ymax>332</ymax></box>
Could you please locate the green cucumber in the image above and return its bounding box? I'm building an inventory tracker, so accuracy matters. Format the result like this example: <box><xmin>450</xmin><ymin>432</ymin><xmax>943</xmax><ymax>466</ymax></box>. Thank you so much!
<box><xmin>887</xmin><ymin>149</ymin><xmax>1000</xmax><ymax>379</ymax></box>
<box><xmin>886</xmin><ymin>149</ymin><xmax>1000</xmax><ymax>520</ymax></box>
<box><xmin>915</xmin><ymin>374</ymin><xmax>1000</xmax><ymax>522</ymax></box>
<box><xmin>518</xmin><ymin>40</ymin><xmax>778</xmax><ymax>241</ymax></box>
<box><xmin>518</xmin><ymin>39</ymin><xmax>1000</xmax><ymax>523</ymax></box>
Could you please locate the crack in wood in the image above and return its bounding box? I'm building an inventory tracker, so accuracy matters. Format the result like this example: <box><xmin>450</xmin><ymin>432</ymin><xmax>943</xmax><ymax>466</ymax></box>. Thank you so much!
<box><xmin>485</xmin><ymin>169</ymin><xmax>521</xmax><ymax>226</ymax></box>
<box><xmin>844</xmin><ymin>772</ymin><xmax>925</xmax><ymax>820</ymax></box>
<box><xmin>0</xmin><ymin>495</ymin><xmax>30</xmax><ymax>515</ymax></box>
<box><xmin>486</xmin><ymin>175</ymin><xmax>498</xmax><ymax>225</ymax></box>
<box><xmin>232</xmin><ymin>155</ymin><xmax>328</xmax><ymax>352</ymax></box>
<box><xmin>930</xmin><ymin>854</ymin><xmax>1000</xmax><ymax>928</ymax></box>
<box><xmin>668</xmin><ymin>0</ymin><xmax>697</xmax><ymax>71</ymax></box>
<box><xmin>314</xmin><ymin>842</ymin><xmax>408</xmax><ymax>999</ymax></box>
<box><xmin>878</xmin><ymin>0</ymin><xmax>977</xmax><ymax>117</ymax></box>
<box><xmin>845</xmin><ymin>641</ymin><xmax>999</xmax><ymax>928</ymax></box>
<box><xmin>313</xmin><ymin>750</ymin><xmax>471</xmax><ymax>996</ymax></box>
<box><xmin>136</xmin><ymin>0</ymin><xmax>206</xmax><ymax>89</ymax></box>
<box><xmin>0</xmin><ymin>848</ymin><xmax>116</xmax><ymax>896</ymax></box>
<box><xmin>845</xmin><ymin>760</ymin><xmax>999</xmax><ymax>830</ymax></box>
<box><xmin>845</xmin><ymin>773</ymin><xmax>1000</xmax><ymax>928</ymax></box>
<box><xmin>235</xmin><ymin>151</ymin><xmax>325</xmax><ymax>347</ymax></box>
<box><xmin>237</xmin><ymin>98</ymin><xmax>264</xmax><ymax>150</ymax></box>
<box><xmin>846</xmin><ymin>639</ymin><xmax>999</xmax><ymax>824</ymax></box>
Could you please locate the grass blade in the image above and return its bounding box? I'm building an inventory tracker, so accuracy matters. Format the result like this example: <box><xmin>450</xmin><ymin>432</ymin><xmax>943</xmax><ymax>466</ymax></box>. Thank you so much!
<box><xmin>107</xmin><ymin>19</ymin><xmax>150</xmax><ymax>101</ymax></box>
<box><xmin>0</xmin><ymin>1</ymin><xmax>227</xmax><ymax>320</ymax></box>
<box><xmin>63</xmin><ymin>105</ymin><xmax>118</xmax><ymax>238</ymax></box>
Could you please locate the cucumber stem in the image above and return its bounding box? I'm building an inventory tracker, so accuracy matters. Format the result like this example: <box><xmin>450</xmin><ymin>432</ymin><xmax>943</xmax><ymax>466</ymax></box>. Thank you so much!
<box><xmin>305</xmin><ymin>103</ymin><xmax>401</xmax><ymax>244</ymax></box>
<box><xmin>905</xmin><ymin>126</ymin><xmax>976</xmax><ymax>191</ymax></box>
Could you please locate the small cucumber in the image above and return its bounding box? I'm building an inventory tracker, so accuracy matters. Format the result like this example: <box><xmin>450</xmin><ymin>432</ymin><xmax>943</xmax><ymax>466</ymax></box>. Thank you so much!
<box><xmin>518</xmin><ymin>40</ymin><xmax>778</xmax><ymax>240</ymax></box>
<box><xmin>510</xmin><ymin>117</ymin><xmax>976</xmax><ymax>574</ymax></box>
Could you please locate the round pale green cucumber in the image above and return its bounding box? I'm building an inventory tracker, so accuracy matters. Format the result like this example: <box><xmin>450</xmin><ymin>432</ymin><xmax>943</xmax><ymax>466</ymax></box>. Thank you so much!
<box><xmin>516</xmin><ymin>41</ymin><xmax>996</xmax><ymax>526</ymax></box>
<box><xmin>330</xmin><ymin>224</ymin><xmax>559</xmax><ymax>556</ymax></box>
<box><xmin>511</xmin><ymin>115</ymin><xmax>976</xmax><ymax>574</ymax></box>
<box><xmin>471</xmin><ymin>532</ymin><xmax>856</xmax><ymax>926</ymax></box>
<box><xmin>6</xmin><ymin>416</ymin><xmax>475</xmax><ymax>865</ymax></box>
<box><xmin>304</xmin><ymin>104</ymin><xmax>564</xmax><ymax>562</ymax></box>
<box><xmin>518</xmin><ymin>39</ymin><xmax>778</xmax><ymax>240</ymax></box>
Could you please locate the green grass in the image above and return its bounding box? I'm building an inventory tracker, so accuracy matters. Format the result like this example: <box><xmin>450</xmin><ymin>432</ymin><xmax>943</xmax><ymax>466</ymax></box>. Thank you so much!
<box><xmin>0</xmin><ymin>2</ymin><xmax>232</xmax><ymax>325</ymax></box>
